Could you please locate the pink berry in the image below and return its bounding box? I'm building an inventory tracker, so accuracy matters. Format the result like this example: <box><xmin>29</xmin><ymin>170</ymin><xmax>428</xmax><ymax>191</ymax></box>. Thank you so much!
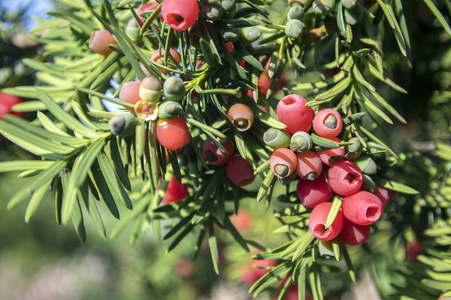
<box><xmin>156</xmin><ymin>117</ymin><xmax>190</xmax><ymax>151</ymax></box>
<box><xmin>276</xmin><ymin>94</ymin><xmax>313</xmax><ymax>134</ymax></box>
<box><xmin>136</xmin><ymin>2</ymin><xmax>160</xmax><ymax>26</ymax></box>
<box><xmin>162</xmin><ymin>175</ymin><xmax>189</xmax><ymax>204</ymax></box>
<box><xmin>119</xmin><ymin>81</ymin><xmax>142</xmax><ymax>109</ymax></box>
<box><xmin>89</xmin><ymin>30</ymin><xmax>117</xmax><ymax>56</ymax></box>
<box><xmin>226</xmin><ymin>155</ymin><xmax>255</xmax><ymax>187</ymax></box>
<box><xmin>161</xmin><ymin>0</ymin><xmax>199</xmax><ymax>32</ymax></box>
<box><xmin>308</xmin><ymin>202</ymin><xmax>343</xmax><ymax>241</ymax></box>
<box><xmin>318</xmin><ymin>137</ymin><xmax>344</xmax><ymax>166</ymax></box>
<box><xmin>203</xmin><ymin>138</ymin><xmax>235</xmax><ymax>166</ymax></box>
<box><xmin>374</xmin><ymin>184</ymin><xmax>390</xmax><ymax>208</ymax></box>
<box><xmin>295</xmin><ymin>150</ymin><xmax>322</xmax><ymax>180</ymax></box>
<box><xmin>313</xmin><ymin>108</ymin><xmax>343</xmax><ymax>138</ymax></box>
<box><xmin>297</xmin><ymin>176</ymin><xmax>333</xmax><ymax>208</ymax></box>
<box><xmin>150</xmin><ymin>48</ymin><xmax>181</xmax><ymax>74</ymax></box>
<box><xmin>328</xmin><ymin>160</ymin><xmax>363</xmax><ymax>196</ymax></box>
<box><xmin>270</xmin><ymin>148</ymin><xmax>298</xmax><ymax>179</ymax></box>
<box><xmin>339</xmin><ymin>217</ymin><xmax>371</xmax><ymax>246</ymax></box>
<box><xmin>342</xmin><ymin>191</ymin><xmax>383</xmax><ymax>226</ymax></box>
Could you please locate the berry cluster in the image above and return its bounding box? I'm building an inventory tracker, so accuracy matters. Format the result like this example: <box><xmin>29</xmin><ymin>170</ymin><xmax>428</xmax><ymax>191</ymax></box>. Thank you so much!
<box><xmin>266</xmin><ymin>93</ymin><xmax>395</xmax><ymax>246</ymax></box>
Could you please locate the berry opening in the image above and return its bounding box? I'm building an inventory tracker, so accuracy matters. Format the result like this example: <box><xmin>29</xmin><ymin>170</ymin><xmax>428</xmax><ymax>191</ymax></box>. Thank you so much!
<box><xmin>282</xmin><ymin>97</ymin><xmax>296</xmax><ymax>105</ymax></box>
<box><xmin>167</xmin><ymin>13</ymin><xmax>185</xmax><ymax>28</ymax></box>
<box><xmin>366</xmin><ymin>206</ymin><xmax>380</xmax><ymax>221</ymax></box>
<box><xmin>329</xmin><ymin>155</ymin><xmax>342</xmax><ymax>165</ymax></box>
<box><xmin>275</xmin><ymin>164</ymin><xmax>289</xmax><ymax>177</ymax></box>
<box><xmin>239</xmin><ymin>177</ymin><xmax>254</xmax><ymax>186</ymax></box>
<box><xmin>313</xmin><ymin>224</ymin><xmax>329</xmax><ymax>238</ymax></box>
<box><xmin>324</xmin><ymin>114</ymin><xmax>337</xmax><ymax>129</ymax></box>
<box><xmin>234</xmin><ymin>118</ymin><xmax>249</xmax><ymax>129</ymax></box>
<box><xmin>206</xmin><ymin>150</ymin><xmax>218</xmax><ymax>162</ymax></box>
<box><xmin>303</xmin><ymin>172</ymin><xmax>318</xmax><ymax>180</ymax></box>
<box><xmin>344</xmin><ymin>172</ymin><xmax>357</xmax><ymax>183</ymax></box>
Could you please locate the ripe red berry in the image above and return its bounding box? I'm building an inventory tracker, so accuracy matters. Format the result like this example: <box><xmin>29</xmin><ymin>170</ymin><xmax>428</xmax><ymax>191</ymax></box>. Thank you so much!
<box><xmin>339</xmin><ymin>217</ymin><xmax>371</xmax><ymax>246</ymax></box>
<box><xmin>136</xmin><ymin>2</ymin><xmax>160</xmax><ymax>26</ymax></box>
<box><xmin>119</xmin><ymin>81</ymin><xmax>141</xmax><ymax>109</ymax></box>
<box><xmin>161</xmin><ymin>0</ymin><xmax>199</xmax><ymax>32</ymax></box>
<box><xmin>318</xmin><ymin>137</ymin><xmax>344</xmax><ymax>166</ymax></box>
<box><xmin>342</xmin><ymin>191</ymin><xmax>383</xmax><ymax>226</ymax></box>
<box><xmin>203</xmin><ymin>138</ymin><xmax>235</xmax><ymax>166</ymax></box>
<box><xmin>295</xmin><ymin>151</ymin><xmax>322</xmax><ymax>180</ymax></box>
<box><xmin>373</xmin><ymin>184</ymin><xmax>390</xmax><ymax>208</ymax></box>
<box><xmin>226</xmin><ymin>155</ymin><xmax>255</xmax><ymax>187</ymax></box>
<box><xmin>276</xmin><ymin>94</ymin><xmax>313</xmax><ymax>134</ymax></box>
<box><xmin>162</xmin><ymin>175</ymin><xmax>189</xmax><ymax>204</ymax></box>
<box><xmin>313</xmin><ymin>108</ymin><xmax>343</xmax><ymax>138</ymax></box>
<box><xmin>0</xmin><ymin>93</ymin><xmax>24</xmax><ymax>118</ymax></box>
<box><xmin>150</xmin><ymin>48</ymin><xmax>181</xmax><ymax>74</ymax></box>
<box><xmin>308</xmin><ymin>202</ymin><xmax>343</xmax><ymax>241</ymax></box>
<box><xmin>89</xmin><ymin>30</ymin><xmax>117</xmax><ymax>56</ymax></box>
<box><xmin>227</xmin><ymin>103</ymin><xmax>254</xmax><ymax>132</ymax></box>
<box><xmin>270</xmin><ymin>148</ymin><xmax>298</xmax><ymax>179</ymax></box>
<box><xmin>156</xmin><ymin>117</ymin><xmax>190</xmax><ymax>151</ymax></box>
<box><xmin>297</xmin><ymin>175</ymin><xmax>333</xmax><ymax>208</ymax></box>
<box><xmin>328</xmin><ymin>159</ymin><xmax>363</xmax><ymax>195</ymax></box>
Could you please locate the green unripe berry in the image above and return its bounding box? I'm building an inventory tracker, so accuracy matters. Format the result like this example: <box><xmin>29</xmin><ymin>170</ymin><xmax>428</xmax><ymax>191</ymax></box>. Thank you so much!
<box><xmin>139</xmin><ymin>76</ymin><xmax>162</xmax><ymax>103</ymax></box>
<box><xmin>163</xmin><ymin>76</ymin><xmax>186</xmax><ymax>102</ymax></box>
<box><xmin>246</xmin><ymin>27</ymin><xmax>262</xmax><ymax>43</ymax></box>
<box><xmin>288</xmin><ymin>5</ymin><xmax>305</xmax><ymax>20</ymax></box>
<box><xmin>354</xmin><ymin>155</ymin><xmax>377</xmax><ymax>175</ymax></box>
<box><xmin>223</xmin><ymin>28</ymin><xmax>240</xmax><ymax>43</ymax></box>
<box><xmin>125</xmin><ymin>19</ymin><xmax>139</xmax><ymax>41</ymax></box>
<box><xmin>285</xmin><ymin>19</ymin><xmax>304</xmax><ymax>39</ymax></box>
<box><xmin>263</xmin><ymin>128</ymin><xmax>291</xmax><ymax>149</ymax></box>
<box><xmin>221</xmin><ymin>0</ymin><xmax>236</xmax><ymax>19</ymax></box>
<box><xmin>345</xmin><ymin>137</ymin><xmax>363</xmax><ymax>160</ymax></box>
<box><xmin>313</xmin><ymin>0</ymin><xmax>336</xmax><ymax>15</ymax></box>
<box><xmin>290</xmin><ymin>131</ymin><xmax>312</xmax><ymax>152</ymax></box>
<box><xmin>289</xmin><ymin>0</ymin><xmax>312</xmax><ymax>7</ymax></box>
<box><xmin>202</xmin><ymin>3</ymin><xmax>223</xmax><ymax>21</ymax></box>
<box><xmin>109</xmin><ymin>113</ymin><xmax>137</xmax><ymax>137</ymax></box>
<box><xmin>158</xmin><ymin>101</ymin><xmax>183</xmax><ymax>119</ymax></box>
<box><xmin>344</xmin><ymin>4</ymin><xmax>364</xmax><ymax>25</ymax></box>
<box><xmin>342</xmin><ymin>0</ymin><xmax>359</xmax><ymax>9</ymax></box>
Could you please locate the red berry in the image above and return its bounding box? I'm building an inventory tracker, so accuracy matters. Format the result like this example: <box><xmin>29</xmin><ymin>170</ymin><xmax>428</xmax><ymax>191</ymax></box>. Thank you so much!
<box><xmin>0</xmin><ymin>93</ymin><xmax>24</xmax><ymax>118</ymax></box>
<box><xmin>313</xmin><ymin>108</ymin><xmax>343</xmax><ymax>138</ymax></box>
<box><xmin>119</xmin><ymin>81</ymin><xmax>141</xmax><ymax>109</ymax></box>
<box><xmin>276</xmin><ymin>94</ymin><xmax>313</xmax><ymax>134</ymax></box>
<box><xmin>318</xmin><ymin>137</ymin><xmax>344</xmax><ymax>166</ymax></box>
<box><xmin>161</xmin><ymin>0</ymin><xmax>199</xmax><ymax>32</ymax></box>
<box><xmin>295</xmin><ymin>151</ymin><xmax>322</xmax><ymax>180</ymax></box>
<box><xmin>328</xmin><ymin>160</ymin><xmax>363</xmax><ymax>196</ymax></box>
<box><xmin>226</xmin><ymin>155</ymin><xmax>255</xmax><ymax>187</ymax></box>
<box><xmin>270</xmin><ymin>148</ymin><xmax>298</xmax><ymax>179</ymax></box>
<box><xmin>308</xmin><ymin>202</ymin><xmax>343</xmax><ymax>241</ymax></box>
<box><xmin>230</xmin><ymin>209</ymin><xmax>253</xmax><ymax>233</ymax></box>
<box><xmin>150</xmin><ymin>48</ymin><xmax>181</xmax><ymax>74</ymax></box>
<box><xmin>162</xmin><ymin>175</ymin><xmax>189</xmax><ymax>204</ymax></box>
<box><xmin>227</xmin><ymin>103</ymin><xmax>254</xmax><ymax>132</ymax></box>
<box><xmin>339</xmin><ymin>217</ymin><xmax>371</xmax><ymax>246</ymax></box>
<box><xmin>203</xmin><ymin>138</ymin><xmax>235</xmax><ymax>166</ymax></box>
<box><xmin>156</xmin><ymin>117</ymin><xmax>190</xmax><ymax>151</ymax></box>
<box><xmin>136</xmin><ymin>2</ymin><xmax>161</xmax><ymax>26</ymax></box>
<box><xmin>239</xmin><ymin>259</ymin><xmax>276</xmax><ymax>286</ymax></box>
<box><xmin>374</xmin><ymin>184</ymin><xmax>390</xmax><ymax>208</ymax></box>
<box><xmin>342</xmin><ymin>191</ymin><xmax>383</xmax><ymax>226</ymax></box>
<box><xmin>89</xmin><ymin>30</ymin><xmax>117</xmax><ymax>56</ymax></box>
<box><xmin>297</xmin><ymin>175</ymin><xmax>333</xmax><ymax>208</ymax></box>
<box><xmin>405</xmin><ymin>239</ymin><xmax>422</xmax><ymax>261</ymax></box>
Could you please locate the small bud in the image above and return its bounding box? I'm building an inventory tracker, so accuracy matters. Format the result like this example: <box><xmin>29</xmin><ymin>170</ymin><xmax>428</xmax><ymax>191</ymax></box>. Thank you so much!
<box><xmin>221</xmin><ymin>0</ymin><xmax>236</xmax><ymax>19</ymax></box>
<box><xmin>347</xmin><ymin>137</ymin><xmax>363</xmax><ymax>153</ymax></box>
<box><xmin>290</xmin><ymin>131</ymin><xmax>312</xmax><ymax>152</ymax></box>
<box><xmin>158</xmin><ymin>101</ymin><xmax>183</xmax><ymax>119</ymax></box>
<box><xmin>163</xmin><ymin>76</ymin><xmax>186</xmax><ymax>102</ymax></box>
<box><xmin>344</xmin><ymin>4</ymin><xmax>364</xmax><ymax>25</ymax></box>
<box><xmin>313</xmin><ymin>0</ymin><xmax>336</xmax><ymax>15</ymax></box>
<box><xmin>202</xmin><ymin>3</ymin><xmax>224</xmax><ymax>21</ymax></box>
<box><xmin>285</xmin><ymin>19</ymin><xmax>304</xmax><ymax>39</ymax></box>
<box><xmin>263</xmin><ymin>128</ymin><xmax>291</xmax><ymax>149</ymax></box>
<box><xmin>246</xmin><ymin>27</ymin><xmax>262</xmax><ymax>42</ymax></box>
<box><xmin>109</xmin><ymin>113</ymin><xmax>137</xmax><ymax>137</ymax></box>
<box><xmin>139</xmin><ymin>76</ymin><xmax>162</xmax><ymax>103</ymax></box>
<box><xmin>354</xmin><ymin>155</ymin><xmax>378</xmax><ymax>175</ymax></box>
<box><xmin>288</xmin><ymin>5</ymin><xmax>305</xmax><ymax>20</ymax></box>
<box><xmin>342</xmin><ymin>0</ymin><xmax>359</xmax><ymax>9</ymax></box>
<box><xmin>223</xmin><ymin>28</ymin><xmax>240</xmax><ymax>43</ymax></box>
